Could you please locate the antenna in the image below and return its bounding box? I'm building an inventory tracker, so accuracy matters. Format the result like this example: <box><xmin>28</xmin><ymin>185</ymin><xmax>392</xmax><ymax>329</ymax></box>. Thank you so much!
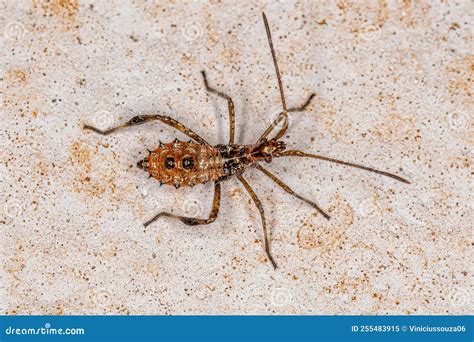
<box><xmin>262</xmin><ymin>12</ymin><xmax>287</xmax><ymax>112</ymax></box>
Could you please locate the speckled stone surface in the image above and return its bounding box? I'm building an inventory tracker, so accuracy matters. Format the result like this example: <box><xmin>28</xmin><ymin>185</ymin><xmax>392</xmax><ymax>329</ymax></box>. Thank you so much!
<box><xmin>0</xmin><ymin>1</ymin><xmax>472</xmax><ymax>315</ymax></box>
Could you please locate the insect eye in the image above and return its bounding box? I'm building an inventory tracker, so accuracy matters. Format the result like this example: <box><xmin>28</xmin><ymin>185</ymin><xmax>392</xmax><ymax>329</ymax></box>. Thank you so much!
<box><xmin>182</xmin><ymin>156</ymin><xmax>194</xmax><ymax>170</ymax></box>
<box><xmin>164</xmin><ymin>157</ymin><xmax>175</xmax><ymax>170</ymax></box>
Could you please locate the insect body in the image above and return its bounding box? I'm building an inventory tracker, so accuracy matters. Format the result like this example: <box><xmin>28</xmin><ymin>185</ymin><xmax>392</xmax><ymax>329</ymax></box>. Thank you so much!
<box><xmin>84</xmin><ymin>13</ymin><xmax>409</xmax><ymax>269</ymax></box>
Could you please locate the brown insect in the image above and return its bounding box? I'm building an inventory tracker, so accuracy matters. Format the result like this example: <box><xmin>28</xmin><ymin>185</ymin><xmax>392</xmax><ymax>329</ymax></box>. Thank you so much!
<box><xmin>84</xmin><ymin>12</ymin><xmax>410</xmax><ymax>269</ymax></box>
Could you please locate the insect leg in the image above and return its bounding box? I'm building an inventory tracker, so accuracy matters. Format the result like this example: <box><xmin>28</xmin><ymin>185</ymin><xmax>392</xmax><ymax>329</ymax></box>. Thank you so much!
<box><xmin>255</xmin><ymin>164</ymin><xmax>330</xmax><ymax>219</ymax></box>
<box><xmin>201</xmin><ymin>70</ymin><xmax>236</xmax><ymax>144</ymax></box>
<box><xmin>143</xmin><ymin>181</ymin><xmax>221</xmax><ymax>227</ymax></box>
<box><xmin>237</xmin><ymin>174</ymin><xmax>277</xmax><ymax>269</ymax></box>
<box><xmin>276</xmin><ymin>150</ymin><xmax>410</xmax><ymax>184</ymax></box>
<box><xmin>84</xmin><ymin>114</ymin><xmax>210</xmax><ymax>145</ymax></box>
<box><xmin>256</xmin><ymin>93</ymin><xmax>316</xmax><ymax>145</ymax></box>
<box><xmin>256</xmin><ymin>111</ymin><xmax>288</xmax><ymax>144</ymax></box>
<box><xmin>287</xmin><ymin>93</ymin><xmax>316</xmax><ymax>112</ymax></box>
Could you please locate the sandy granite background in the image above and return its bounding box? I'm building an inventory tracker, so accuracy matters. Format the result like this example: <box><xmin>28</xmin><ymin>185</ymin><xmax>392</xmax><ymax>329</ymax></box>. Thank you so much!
<box><xmin>0</xmin><ymin>0</ymin><xmax>472</xmax><ymax>315</ymax></box>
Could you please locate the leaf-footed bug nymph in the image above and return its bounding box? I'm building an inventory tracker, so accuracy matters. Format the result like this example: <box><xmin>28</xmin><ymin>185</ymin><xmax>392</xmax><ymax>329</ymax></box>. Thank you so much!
<box><xmin>84</xmin><ymin>12</ymin><xmax>410</xmax><ymax>269</ymax></box>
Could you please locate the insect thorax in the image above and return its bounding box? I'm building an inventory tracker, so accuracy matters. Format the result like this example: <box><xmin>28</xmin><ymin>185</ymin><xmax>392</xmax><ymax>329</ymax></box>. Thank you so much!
<box><xmin>216</xmin><ymin>144</ymin><xmax>253</xmax><ymax>181</ymax></box>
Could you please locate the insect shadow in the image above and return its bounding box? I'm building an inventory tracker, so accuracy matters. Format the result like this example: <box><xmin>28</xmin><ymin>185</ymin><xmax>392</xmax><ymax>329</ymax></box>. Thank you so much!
<box><xmin>84</xmin><ymin>12</ymin><xmax>410</xmax><ymax>269</ymax></box>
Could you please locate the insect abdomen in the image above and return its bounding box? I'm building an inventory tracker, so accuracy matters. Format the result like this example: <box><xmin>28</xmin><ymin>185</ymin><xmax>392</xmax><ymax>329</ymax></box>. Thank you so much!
<box><xmin>147</xmin><ymin>140</ymin><xmax>224</xmax><ymax>188</ymax></box>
